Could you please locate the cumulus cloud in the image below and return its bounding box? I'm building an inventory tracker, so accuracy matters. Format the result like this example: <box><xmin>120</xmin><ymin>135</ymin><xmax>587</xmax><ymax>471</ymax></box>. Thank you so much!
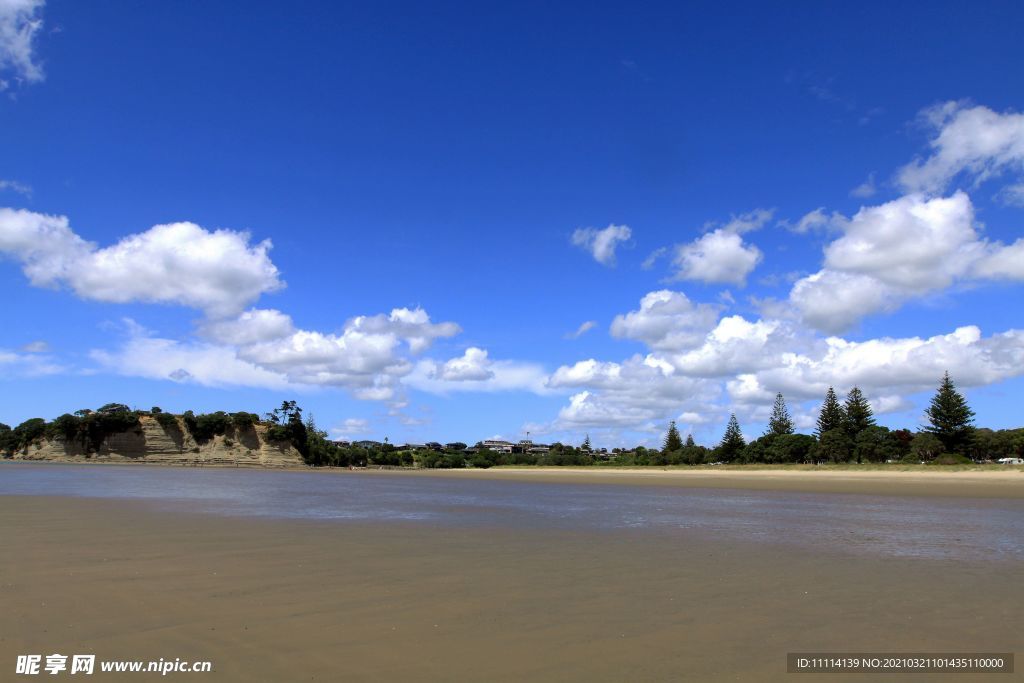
<box><xmin>728</xmin><ymin>325</ymin><xmax>1024</xmax><ymax>407</ymax></box>
<box><xmin>346</xmin><ymin>307</ymin><xmax>460</xmax><ymax>353</ymax></box>
<box><xmin>898</xmin><ymin>102</ymin><xmax>1024</xmax><ymax>194</ymax></box>
<box><xmin>671</xmin><ymin>229</ymin><xmax>762</xmax><ymax>286</ymax></box>
<box><xmin>571</xmin><ymin>224</ymin><xmax>631</xmax><ymax>266</ymax></box>
<box><xmin>787</xmin><ymin>192</ymin><xmax>1024</xmax><ymax>332</ymax></box>
<box><xmin>199</xmin><ymin>308</ymin><xmax>295</xmax><ymax>345</ymax></box>
<box><xmin>0</xmin><ymin>0</ymin><xmax>45</xmax><ymax>89</ymax></box>
<box><xmin>435</xmin><ymin>347</ymin><xmax>494</xmax><ymax>381</ymax></box>
<box><xmin>610</xmin><ymin>290</ymin><xmax>719</xmax><ymax>351</ymax></box>
<box><xmin>90</xmin><ymin>320</ymin><xmax>293</xmax><ymax>390</ymax></box>
<box><xmin>548</xmin><ymin>355</ymin><xmax>718</xmax><ymax>428</ymax></box>
<box><xmin>406</xmin><ymin>354</ymin><xmax>549</xmax><ymax>395</ymax></box>
<box><xmin>0</xmin><ymin>208</ymin><xmax>284</xmax><ymax>317</ymax></box>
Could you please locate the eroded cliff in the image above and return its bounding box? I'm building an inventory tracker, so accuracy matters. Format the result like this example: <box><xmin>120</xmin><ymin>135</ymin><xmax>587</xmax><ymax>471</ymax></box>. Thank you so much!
<box><xmin>13</xmin><ymin>415</ymin><xmax>305</xmax><ymax>468</ymax></box>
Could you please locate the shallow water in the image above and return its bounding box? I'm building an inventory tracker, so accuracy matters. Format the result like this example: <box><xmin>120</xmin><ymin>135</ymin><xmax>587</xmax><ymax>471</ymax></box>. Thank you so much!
<box><xmin>2</xmin><ymin>462</ymin><xmax>1022</xmax><ymax>562</ymax></box>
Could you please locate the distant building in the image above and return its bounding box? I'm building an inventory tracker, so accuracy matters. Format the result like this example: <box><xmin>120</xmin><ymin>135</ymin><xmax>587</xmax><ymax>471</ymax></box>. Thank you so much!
<box><xmin>331</xmin><ymin>439</ymin><xmax>351</xmax><ymax>448</ymax></box>
<box><xmin>481</xmin><ymin>439</ymin><xmax>514</xmax><ymax>454</ymax></box>
<box><xmin>425</xmin><ymin>442</ymin><xmax>444</xmax><ymax>451</ymax></box>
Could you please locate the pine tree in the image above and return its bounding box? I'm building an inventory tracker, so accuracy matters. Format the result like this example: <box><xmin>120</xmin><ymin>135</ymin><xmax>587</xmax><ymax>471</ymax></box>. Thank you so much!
<box><xmin>663</xmin><ymin>420</ymin><xmax>683</xmax><ymax>452</ymax></box>
<box><xmin>685</xmin><ymin>433</ymin><xmax>696</xmax><ymax>448</ymax></box>
<box><xmin>766</xmin><ymin>392</ymin><xmax>794</xmax><ymax>436</ymax></box>
<box><xmin>718</xmin><ymin>414</ymin><xmax>746</xmax><ymax>462</ymax></box>
<box><xmin>581</xmin><ymin>434</ymin><xmax>591</xmax><ymax>451</ymax></box>
<box><xmin>815</xmin><ymin>386</ymin><xmax>845</xmax><ymax>437</ymax></box>
<box><xmin>924</xmin><ymin>372</ymin><xmax>976</xmax><ymax>454</ymax></box>
<box><xmin>843</xmin><ymin>387</ymin><xmax>875</xmax><ymax>438</ymax></box>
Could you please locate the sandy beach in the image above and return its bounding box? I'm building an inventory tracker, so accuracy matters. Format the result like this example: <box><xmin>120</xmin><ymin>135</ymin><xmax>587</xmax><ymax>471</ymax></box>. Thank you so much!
<box><xmin>364</xmin><ymin>465</ymin><xmax>1024</xmax><ymax>499</ymax></box>
<box><xmin>1</xmin><ymin>490</ymin><xmax>1020</xmax><ymax>682</ymax></box>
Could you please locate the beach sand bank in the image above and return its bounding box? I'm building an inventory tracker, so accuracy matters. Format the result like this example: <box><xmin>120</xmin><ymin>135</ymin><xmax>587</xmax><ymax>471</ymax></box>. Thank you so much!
<box><xmin>1</xmin><ymin>495</ymin><xmax>1020</xmax><ymax>681</ymax></box>
<box><xmin>353</xmin><ymin>466</ymin><xmax>1024</xmax><ymax>499</ymax></box>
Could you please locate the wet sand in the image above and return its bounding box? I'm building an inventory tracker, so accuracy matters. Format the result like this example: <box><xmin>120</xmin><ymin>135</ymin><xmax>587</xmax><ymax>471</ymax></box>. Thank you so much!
<box><xmin>1</xmin><ymin>495</ymin><xmax>1020</xmax><ymax>682</ymax></box>
<box><xmin>381</xmin><ymin>466</ymin><xmax>1024</xmax><ymax>499</ymax></box>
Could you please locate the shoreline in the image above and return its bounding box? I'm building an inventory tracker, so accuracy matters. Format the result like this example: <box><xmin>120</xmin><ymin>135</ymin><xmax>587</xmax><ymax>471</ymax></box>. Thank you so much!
<box><xmin>4</xmin><ymin>458</ymin><xmax>1023</xmax><ymax>497</ymax></box>
<box><xmin>371</xmin><ymin>466</ymin><xmax>1024</xmax><ymax>498</ymax></box>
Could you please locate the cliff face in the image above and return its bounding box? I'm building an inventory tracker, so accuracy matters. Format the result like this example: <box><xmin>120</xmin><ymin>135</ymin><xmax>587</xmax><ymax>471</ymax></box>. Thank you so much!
<box><xmin>13</xmin><ymin>415</ymin><xmax>305</xmax><ymax>468</ymax></box>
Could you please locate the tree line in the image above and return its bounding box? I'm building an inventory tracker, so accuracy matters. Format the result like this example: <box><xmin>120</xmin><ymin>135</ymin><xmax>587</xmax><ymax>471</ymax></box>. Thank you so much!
<box><xmin>2</xmin><ymin>374</ymin><xmax>1022</xmax><ymax>467</ymax></box>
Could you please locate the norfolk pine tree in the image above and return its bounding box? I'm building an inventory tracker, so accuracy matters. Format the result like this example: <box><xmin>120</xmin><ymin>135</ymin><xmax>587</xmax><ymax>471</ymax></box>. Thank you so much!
<box><xmin>924</xmin><ymin>372</ymin><xmax>976</xmax><ymax>455</ymax></box>
<box><xmin>663</xmin><ymin>420</ymin><xmax>683</xmax><ymax>452</ymax></box>
<box><xmin>843</xmin><ymin>387</ymin><xmax>875</xmax><ymax>438</ymax></box>
<box><xmin>718</xmin><ymin>414</ymin><xmax>746</xmax><ymax>462</ymax></box>
<box><xmin>766</xmin><ymin>392</ymin><xmax>794</xmax><ymax>436</ymax></box>
<box><xmin>815</xmin><ymin>387</ymin><xmax>845</xmax><ymax>437</ymax></box>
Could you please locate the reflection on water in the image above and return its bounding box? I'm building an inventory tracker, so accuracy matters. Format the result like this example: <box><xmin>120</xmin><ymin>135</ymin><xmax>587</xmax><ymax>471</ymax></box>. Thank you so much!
<box><xmin>1</xmin><ymin>462</ymin><xmax>1021</xmax><ymax>562</ymax></box>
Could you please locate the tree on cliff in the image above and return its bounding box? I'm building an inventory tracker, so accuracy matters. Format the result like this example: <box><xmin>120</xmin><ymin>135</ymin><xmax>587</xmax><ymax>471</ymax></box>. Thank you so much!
<box><xmin>924</xmin><ymin>372</ymin><xmax>976</xmax><ymax>455</ymax></box>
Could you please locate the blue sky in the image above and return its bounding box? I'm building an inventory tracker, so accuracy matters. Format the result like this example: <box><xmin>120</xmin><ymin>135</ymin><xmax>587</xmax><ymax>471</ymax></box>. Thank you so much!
<box><xmin>2</xmin><ymin>0</ymin><xmax>1023</xmax><ymax>447</ymax></box>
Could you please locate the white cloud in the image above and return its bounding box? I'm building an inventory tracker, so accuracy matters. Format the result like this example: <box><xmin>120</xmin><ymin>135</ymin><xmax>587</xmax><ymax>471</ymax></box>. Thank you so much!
<box><xmin>0</xmin><ymin>0</ymin><xmax>45</xmax><ymax>88</ymax></box>
<box><xmin>347</xmin><ymin>307</ymin><xmax>460</xmax><ymax>353</ymax></box>
<box><xmin>0</xmin><ymin>179</ymin><xmax>31</xmax><ymax>197</ymax></box>
<box><xmin>716</xmin><ymin>208</ymin><xmax>774</xmax><ymax>234</ymax></box>
<box><xmin>330</xmin><ymin>418</ymin><xmax>370</xmax><ymax>439</ymax></box>
<box><xmin>731</xmin><ymin>325</ymin><xmax>1024</xmax><ymax>406</ymax></box>
<box><xmin>406</xmin><ymin>355</ymin><xmax>549</xmax><ymax>395</ymax></box>
<box><xmin>435</xmin><ymin>347</ymin><xmax>494</xmax><ymax>381</ymax></box>
<box><xmin>898</xmin><ymin>102</ymin><xmax>1024</xmax><ymax>193</ymax></box>
<box><xmin>0</xmin><ymin>209</ymin><xmax>284</xmax><ymax>317</ymax></box>
<box><xmin>610</xmin><ymin>290</ymin><xmax>719</xmax><ymax>351</ymax></box>
<box><xmin>671</xmin><ymin>229</ymin><xmax>762</xmax><ymax>286</ymax></box>
<box><xmin>788</xmin><ymin>207</ymin><xmax>836</xmax><ymax>234</ymax></box>
<box><xmin>850</xmin><ymin>173</ymin><xmax>877</xmax><ymax>198</ymax></box>
<box><xmin>789</xmin><ymin>270</ymin><xmax>893</xmax><ymax>334</ymax></box>
<box><xmin>0</xmin><ymin>344</ymin><xmax>61</xmax><ymax>377</ymax></box>
<box><xmin>565</xmin><ymin>320</ymin><xmax>596</xmax><ymax>339</ymax></box>
<box><xmin>199</xmin><ymin>308</ymin><xmax>295</xmax><ymax>345</ymax></box>
<box><xmin>787</xmin><ymin>192</ymin><xmax>1024</xmax><ymax>332</ymax></box>
<box><xmin>90</xmin><ymin>321</ymin><xmax>293</xmax><ymax>391</ymax></box>
<box><xmin>571</xmin><ymin>224</ymin><xmax>631</xmax><ymax>266</ymax></box>
<box><xmin>548</xmin><ymin>355</ymin><xmax>718</xmax><ymax>428</ymax></box>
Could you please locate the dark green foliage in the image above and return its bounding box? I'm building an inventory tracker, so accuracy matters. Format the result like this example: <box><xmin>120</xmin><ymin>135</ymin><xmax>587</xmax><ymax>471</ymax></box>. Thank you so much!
<box><xmin>191</xmin><ymin>412</ymin><xmax>232</xmax><ymax>444</ymax></box>
<box><xmin>581</xmin><ymin>434</ymin><xmax>591</xmax><ymax>451</ymax></box>
<box><xmin>923</xmin><ymin>372</ymin><xmax>976</xmax><ymax>455</ymax></box>
<box><xmin>97</xmin><ymin>403</ymin><xmax>132</xmax><ymax>414</ymax></box>
<box><xmin>182</xmin><ymin>410</ymin><xmax>198</xmax><ymax>434</ymax></box>
<box><xmin>14</xmin><ymin>418</ymin><xmax>48</xmax><ymax>449</ymax></box>
<box><xmin>766</xmin><ymin>392</ymin><xmax>794</xmax><ymax>436</ymax></box>
<box><xmin>0</xmin><ymin>423</ymin><xmax>15</xmax><ymax>456</ymax></box>
<box><xmin>815</xmin><ymin>428</ymin><xmax>853</xmax><ymax>463</ymax></box>
<box><xmin>767</xmin><ymin>433</ymin><xmax>817</xmax><ymax>463</ymax></box>
<box><xmin>843</xmin><ymin>387</ymin><xmax>875</xmax><ymax>438</ymax></box>
<box><xmin>47</xmin><ymin>413</ymin><xmax>82</xmax><ymax>441</ymax></box>
<box><xmin>816</xmin><ymin>387</ymin><xmax>845</xmax><ymax>437</ymax></box>
<box><xmin>663</xmin><ymin>421</ymin><xmax>683</xmax><ymax>452</ymax></box>
<box><xmin>154</xmin><ymin>412</ymin><xmax>178</xmax><ymax>430</ymax></box>
<box><xmin>717</xmin><ymin>414</ymin><xmax>746</xmax><ymax>462</ymax></box>
<box><xmin>853</xmin><ymin>425</ymin><xmax>896</xmax><ymax>463</ymax></box>
<box><xmin>264</xmin><ymin>401</ymin><xmax>308</xmax><ymax>458</ymax></box>
<box><xmin>685</xmin><ymin>434</ymin><xmax>695</xmax><ymax>448</ymax></box>
<box><xmin>910</xmin><ymin>432</ymin><xmax>944</xmax><ymax>462</ymax></box>
<box><xmin>230</xmin><ymin>412</ymin><xmax>259</xmax><ymax>429</ymax></box>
